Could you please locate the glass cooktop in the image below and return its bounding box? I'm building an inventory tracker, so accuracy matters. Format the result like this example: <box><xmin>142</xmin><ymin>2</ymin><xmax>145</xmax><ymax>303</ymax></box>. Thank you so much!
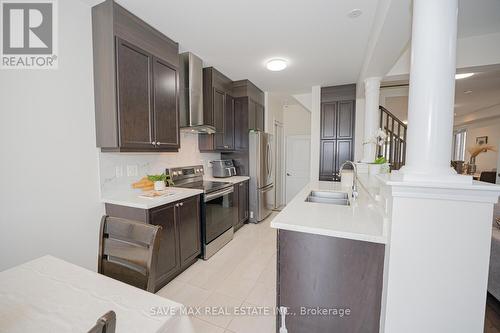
<box><xmin>174</xmin><ymin>181</ymin><xmax>232</xmax><ymax>194</ymax></box>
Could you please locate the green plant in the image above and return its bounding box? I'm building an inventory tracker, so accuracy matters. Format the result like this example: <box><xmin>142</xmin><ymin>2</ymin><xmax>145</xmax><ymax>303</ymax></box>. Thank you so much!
<box><xmin>147</xmin><ymin>174</ymin><xmax>167</xmax><ymax>182</ymax></box>
<box><xmin>374</xmin><ymin>156</ymin><xmax>387</xmax><ymax>164</ymax></box>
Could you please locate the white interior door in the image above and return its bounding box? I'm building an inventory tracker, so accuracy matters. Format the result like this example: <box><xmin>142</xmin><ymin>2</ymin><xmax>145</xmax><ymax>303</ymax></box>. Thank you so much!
<box><xmin>286</xmin><ymin>135</ymin><xmax>311</xmax><ymax>204</ymax></box>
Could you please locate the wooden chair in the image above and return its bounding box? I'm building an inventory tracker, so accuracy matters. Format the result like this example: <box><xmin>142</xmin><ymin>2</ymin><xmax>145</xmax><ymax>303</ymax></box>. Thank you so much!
<box><xmin>98</xmin><ymin>216</ymin><xmax>161</xmax><ymax>292</ymax></box>
<box><xmin>87</xmin><ymin>311</ymin><xmax>116</xmax><ymax>333</ymax></box>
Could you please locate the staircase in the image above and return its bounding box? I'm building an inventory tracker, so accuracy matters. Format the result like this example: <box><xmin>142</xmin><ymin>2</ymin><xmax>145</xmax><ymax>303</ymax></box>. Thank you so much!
<box><xmin>378</xmin><ymin>105</ymin><xmax>407</xmax><ymax>170</ymax></box>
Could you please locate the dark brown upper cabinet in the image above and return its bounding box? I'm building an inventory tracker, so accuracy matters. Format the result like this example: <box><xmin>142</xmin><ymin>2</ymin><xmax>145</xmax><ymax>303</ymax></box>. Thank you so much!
<box><xmin>221</xmin><ymin>94</ymin><xmax>235</xmax><ymax>150</ymax></box>
<box><xmin>255</xmin><ymin>103</ymin><xmax>265</xmax><ymax>131</ymax></box>
<box><xmin>115</xmin><ymin>39</ymin><xmax>154</xmax><ymax>149</ymax></box>
<box><xmin>232</xmin><ymin>80</ymin><xmax>265</xmax><ymax>150</ymax></box>
<box><xmin>199</xmin><ymin>67</ymin><xmax>234</xmax><ymax>152</ymax></box>
<box><xmin>319</xmin><ymin>85</ymin><xmax>356</xmax><ymax>181</ymax></box>
<box><xmin>153</xmin><ymin>57</ymin><xmax>180</xmax><ymax>150</ymax></box>
<box><xmin>234</xmin><ymin>98</ymin><xmax>250</xmax><ymax>151</ymax></box>
<box><xmin>92</xmin><ymin>0</ymin><xmax>180</xmax><ymax>152</ymax></box>
<box><xmin>321</xmin><ymin>102</ymin><xmax>337</xmax><ymax>140</ymax></box>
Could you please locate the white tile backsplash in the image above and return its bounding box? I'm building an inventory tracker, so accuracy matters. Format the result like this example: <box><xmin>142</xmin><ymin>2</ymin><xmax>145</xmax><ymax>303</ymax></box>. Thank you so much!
<box><xmin>99</xmin><ymin>132</ymin><xmax>220</xmax><ymax>194</ymax></box>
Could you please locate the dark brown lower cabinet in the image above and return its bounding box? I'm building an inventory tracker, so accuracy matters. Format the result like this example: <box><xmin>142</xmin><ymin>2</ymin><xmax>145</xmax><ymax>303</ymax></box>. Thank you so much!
<box><xmin>105</xmin><ymin>195</ymin><xmax>201</xmax><ymax>292</ymax></box>
<box><xmin>234</xmin><ymin>180</ymin><xmax>249</xmax><ymax>231</ymax></box>
<box><xmin>277</xmin><ymin>230</ymin><xmax>385</xmax><ymax>333</ymax></box>
<box><xmin>177</xmin><ymin>196</ymin><xmax>201</xmax><ymax>267</ymax></box>
<box><xmin>150</xmin><ymin>203</ymin><xmax>180</xmax><ymax>287</ymax></box>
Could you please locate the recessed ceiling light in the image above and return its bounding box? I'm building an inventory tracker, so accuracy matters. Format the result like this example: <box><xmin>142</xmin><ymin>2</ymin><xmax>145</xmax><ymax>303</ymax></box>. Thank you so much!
<box><xmin>455</xmin><ymin>73</ymin><xmax>474</xmax><ymax>80</ymax></box>
<box><xmin>348</xmin><ymin>9</ymin><xmax>363</xmax><ymax>18</ymax></box>
<box><xmin>463</xmin><ymin>90</ymin><xmax>473</xmax><ymax>94</ymax></box>
<box><xmin>266</xmin><ymin>58</ymin><xmax>287</xmax><ymax>71</ymax></box>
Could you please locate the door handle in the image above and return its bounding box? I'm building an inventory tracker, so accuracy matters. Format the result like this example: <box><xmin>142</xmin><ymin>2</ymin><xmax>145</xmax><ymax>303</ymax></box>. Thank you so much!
<box><xmin>286</xmin><ymin>173</ymin><xmax>291</xmax><ymax>176</ymax></box>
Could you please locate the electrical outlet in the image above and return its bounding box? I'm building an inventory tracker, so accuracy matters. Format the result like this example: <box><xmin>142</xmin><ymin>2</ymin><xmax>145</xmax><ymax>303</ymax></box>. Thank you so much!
<box><xmin>127</xmin><ymin>165</ymin><xmax>138</xmax><ymax>177</ymax></box>
<box><xmin>115</xmin><ymin>166</ymin><xmax>124</xmax><ymax>178</ymax></box>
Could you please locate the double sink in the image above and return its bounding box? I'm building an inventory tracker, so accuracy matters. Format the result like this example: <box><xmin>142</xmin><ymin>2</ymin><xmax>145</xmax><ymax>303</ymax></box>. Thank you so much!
<box><xmin>305</xmin><ymin>190</ymin><xmax>350</xmax><ymax>206</ymax></box>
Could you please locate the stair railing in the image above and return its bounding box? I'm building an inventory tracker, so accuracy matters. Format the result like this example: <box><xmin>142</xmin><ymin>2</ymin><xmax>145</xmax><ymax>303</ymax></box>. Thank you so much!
<box><xmin>378</xmin><ymin>105</ymin><xmax>407</xmax><ymax>170</ymax></box>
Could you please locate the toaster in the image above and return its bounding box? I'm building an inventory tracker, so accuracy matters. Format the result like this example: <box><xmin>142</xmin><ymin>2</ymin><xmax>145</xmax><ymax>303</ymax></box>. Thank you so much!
<box><xmin>211</xmin><ymin>160</ymin><xmax>237</xmax><ymax>178</ymax></box>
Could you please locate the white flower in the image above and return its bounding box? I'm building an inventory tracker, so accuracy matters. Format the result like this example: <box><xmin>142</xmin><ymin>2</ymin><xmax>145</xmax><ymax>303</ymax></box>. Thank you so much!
<box><xmin>363</xmin><ymin>128</ymin><xmax>387</xmax><ymax>146</ymax></box>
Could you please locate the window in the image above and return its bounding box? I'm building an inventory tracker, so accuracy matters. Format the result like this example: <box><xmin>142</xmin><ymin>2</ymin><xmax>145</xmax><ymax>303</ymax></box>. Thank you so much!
<box><xmin>453</xmin><ymin>129</ymin><xmax>467</xmax><ymax>161</ymax></box>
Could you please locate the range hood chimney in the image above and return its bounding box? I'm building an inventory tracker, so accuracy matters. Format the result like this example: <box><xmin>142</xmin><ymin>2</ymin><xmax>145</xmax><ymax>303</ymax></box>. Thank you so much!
<box><xmin>179</xmin><ymin>52</ymin><xmax>215</xmax><ymax>134</ymax></box>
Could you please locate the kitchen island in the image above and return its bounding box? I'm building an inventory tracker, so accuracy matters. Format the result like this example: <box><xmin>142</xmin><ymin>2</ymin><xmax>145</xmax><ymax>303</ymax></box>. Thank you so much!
<box><xmin>271</xmin><ymin>176</ymin><xmax>388</xmax><ymax>333</ymax></box>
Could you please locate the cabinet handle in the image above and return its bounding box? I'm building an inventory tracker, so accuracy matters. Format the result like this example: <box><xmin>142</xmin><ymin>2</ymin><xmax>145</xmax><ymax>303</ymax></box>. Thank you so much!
<box><xmin>152</xmin><ymin>141</ymin><xmax>157</xmax><ymax>146</ymax></box>
<box><xmin>239</xmin><ymin>183</ymin><xmax>243</xmax><ymax>187</ymax></box>
<box><xmin>157</xmin><ymin>141</ymin><xmax>161</xmax><ymax>145</ymax></box>
<box><xmin>180</xmin><ymin>202</ymin><xmax>184</xmax><ymax>206</ymax></box>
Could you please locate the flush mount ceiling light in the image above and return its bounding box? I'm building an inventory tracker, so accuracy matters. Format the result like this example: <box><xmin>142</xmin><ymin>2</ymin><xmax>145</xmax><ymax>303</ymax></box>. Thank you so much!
<box><xmin>266</xmin><ymin>58</ymin><xmax>288</xmax><ymax>71</ymax></box>
<box><xmin>455</xmin><ymin>73</ymin><xmax>474</xmax><ymax>80</ymax></box>
<box><xmin>348</xmin><ymin>9</ymin><xmax>363</xmax><ymax>18</ymax></box>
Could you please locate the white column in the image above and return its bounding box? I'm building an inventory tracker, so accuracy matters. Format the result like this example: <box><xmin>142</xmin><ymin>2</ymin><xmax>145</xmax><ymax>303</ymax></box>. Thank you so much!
<box><xmin>310</xmin><ymin>86</ymin><xmax>321</xmax><ymax>181</ymax></box>
<box><xmin>362</xmin><ymin>77</ymin><xmax>381</xmax><ymax>163</ymax></box>
<box><xmin>400</xmin><ymin>0</ymin><xmax>470</xmax><ymax>183</ymax></box>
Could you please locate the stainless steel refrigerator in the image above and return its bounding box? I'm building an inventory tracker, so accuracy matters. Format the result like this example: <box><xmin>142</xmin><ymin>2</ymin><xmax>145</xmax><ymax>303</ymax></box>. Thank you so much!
<box><xmin>249</xmin><ymin>131</ymin><xmax>274</xmax><ymax>223</ymax></box>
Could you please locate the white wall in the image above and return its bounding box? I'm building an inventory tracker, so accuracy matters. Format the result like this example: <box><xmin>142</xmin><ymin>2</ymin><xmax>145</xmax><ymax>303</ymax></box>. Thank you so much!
<box><xmin>99</xmin><ymin>134</ymin><xmax>220</xmax><ymax>194</ymax></box>
<box><xmin>0</xmin><ymin>0</ymin><xmax>102</xmax><ymax>271</ymax></box>
<box><xmin>460</xmin><ymin>117</ymin><xmax>500</xmax><ymax>172</ymax></box>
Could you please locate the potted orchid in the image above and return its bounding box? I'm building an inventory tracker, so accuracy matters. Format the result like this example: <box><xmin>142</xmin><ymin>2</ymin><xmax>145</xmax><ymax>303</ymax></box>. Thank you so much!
<box><xmin>364</xmin><ymin>129</ymin><xmax>389</xmax><ymax>175</ymax></box>
<box><xmin>369</xmin><ymin>156</ymin><xmax>387</xmax><ymax>175</ymax></box>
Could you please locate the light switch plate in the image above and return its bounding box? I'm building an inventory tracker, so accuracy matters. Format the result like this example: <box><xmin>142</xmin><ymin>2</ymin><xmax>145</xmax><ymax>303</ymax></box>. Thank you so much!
<box><xmin>127</xmin><ymin>165</ymin><xmax>138</xmax><ymax>177</ymax></box>
<box><xmin>115</xmin><ymin>166</ymin><xmax>123</xmax><ymax>178</ymax></box>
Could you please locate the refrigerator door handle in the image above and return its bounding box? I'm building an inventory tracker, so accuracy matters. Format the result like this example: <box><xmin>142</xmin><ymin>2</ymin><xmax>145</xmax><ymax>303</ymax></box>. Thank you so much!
<box><xmin>268</xmin><ymin>143</ymin><xmax>273</xmax><ymax>179</ymax></box>
<box><xmin>260</xmin><ymin>183</ymin><xmax>274</xmax><ymax>191</ymax></box>
<box><xmin>265</xmin><ymin>143</ymin><xmax>269</xmax><ymax>177</ymax></box>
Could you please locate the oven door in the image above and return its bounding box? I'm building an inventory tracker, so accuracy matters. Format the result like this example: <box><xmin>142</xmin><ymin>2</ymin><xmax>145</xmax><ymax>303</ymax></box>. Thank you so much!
<box><xmin>204</xmin><ymin>186</ymin><xmax>237</xmax><ymax>244</ymax></box>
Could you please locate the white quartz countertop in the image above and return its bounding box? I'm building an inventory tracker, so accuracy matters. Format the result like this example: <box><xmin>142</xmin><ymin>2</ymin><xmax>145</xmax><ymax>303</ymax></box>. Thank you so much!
<box><xmin>0</xmin><ymin>256</ymin><xmax>195</xmax><ymax>333</ymax></box>
<box><xmin>203</xmin><ymin>175</ymin><xmax>250</xmax><ymax>184</ymax></box>
<box><xmin>101</xmin><ymin>187</ymin><xmax>203</xmax><ymax>210</ymax></box>
<box><xmin>271</xmin><ymin>179</ymin><xmax>388</xmax><ymax>244</ymax></box>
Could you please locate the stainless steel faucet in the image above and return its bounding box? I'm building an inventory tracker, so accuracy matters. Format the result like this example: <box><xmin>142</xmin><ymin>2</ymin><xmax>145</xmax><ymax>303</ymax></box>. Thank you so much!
<box><xmin>338</xmin><ymin>161</ymin><xmax>358</xmax><ymax>200</ymax></box>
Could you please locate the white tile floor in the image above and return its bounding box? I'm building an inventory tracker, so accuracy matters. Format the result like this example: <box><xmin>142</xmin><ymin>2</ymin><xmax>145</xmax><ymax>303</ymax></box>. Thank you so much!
<box><xmin>157</xmin><ymin>212</ymin><xmax>278</xmax><ymax>333</ymax></box>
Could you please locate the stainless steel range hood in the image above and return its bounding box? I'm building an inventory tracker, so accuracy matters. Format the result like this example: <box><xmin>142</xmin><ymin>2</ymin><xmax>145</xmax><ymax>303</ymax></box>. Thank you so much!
<box><xmin>179</xmin><ymin>52</ymin><xmax>215</xmax><ymax>134</ymax></box>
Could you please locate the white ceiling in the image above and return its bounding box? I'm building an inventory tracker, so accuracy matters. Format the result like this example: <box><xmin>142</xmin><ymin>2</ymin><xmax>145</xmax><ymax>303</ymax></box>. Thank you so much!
<box><xmin>458</xmin><ymin>0</ymin><xmax>500</xmax><ymax>38</ymax></box>
<box><xmin>455</xmin><ymin>69</ymin><xmax>500</xmax><ymax>116</ymax></box>
<box><xmin>382</xmin><ymin>67</ymin><xmax>500</xmax><ymax>121</ymax></box>
<box><xmin>115</xmin><ymin>0</ymin><xmax>379</xmax><ymax>94</ymax></box>
<box><xmin>83</xmin><ymin>0</ymin><xmax>500</xmax><ymax>94</ymax></box>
